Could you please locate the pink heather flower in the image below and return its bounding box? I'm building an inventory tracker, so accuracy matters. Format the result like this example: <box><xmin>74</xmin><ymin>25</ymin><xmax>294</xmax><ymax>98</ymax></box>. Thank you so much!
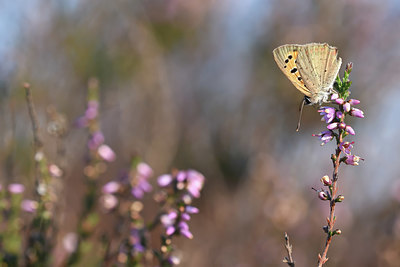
<box><xmin>343</xmin><ymin>102</ymin><xmax>351</xmax><ymax>112</ymax></box>
<box><xmin>74</xmin><ymin>116</ymin><xmax>88</xmax><ymax>128</ymax></box>
<box><xmin>130</xmin><ymin>229</ymin><xmax>145</xmax><ymax>252</ymax></box>
<box><xmin>336</xmin><ymin>111</ymin><xmax>344</xmax><ymax>119</ymax></box>
<box><xmin>331</xmin><ymin>93</ymin><xmax>339</xmax><ymax>100</ymax></box>
<box><xmin>312</xmin><ymin>131</ymin><xmax>333</xmax><ymax>145</ymax></box>
<box><xmin>100</xmin><ymin>194</ymin><xmax>118</xmax><ymax>210</ymax></box>
<box><xmin>345</xmin><ymin>155</ymin><xmax>363</xmax><ymax>166</ymax></box>
<box><xmin>136</xmin><ymin>162</ymin><xmax>153</xmax><ymax>179</ymax></box>
<box><xmin>181</xmin><ymin>213</ymin><xmax>191</xmax><ymax>221</ymax></box>
<box><xmin>168</xmin><ymin>256</ymin><xmax>181</xmax><ymax>265</ymax></box>
<box><xmin>345</xmin><ymin>125</ymin><xmax>355</xmax><ymax>135</ymax></box>
<box><xmin>186</xmin><ymin>170</ymin><xmax>205</xmax><ymax>198</ymax></box>
<box><xmin>63</xmin><ymin>232</ymin><xmax>78</xmax><ymax>253</ymax></box>
<box><xmin>348</xmin><ymin>99</ymin><xmax>360</xmax><ymax>105</ymax></box>
<box><xmin>166</xmin><ymin>226</ymin><xmax>176</xmax><ymax>236</ymax></box>
<box><xmin>318</xmin><ymin>190</ymin><xmax>330</xmax><ymax>201</ymax></box>
<box><xmin>318</xmin><ymin>107</ymin><xmax>336</xmax><ymax>123</ymax></box>
<box><xmin>161</xmin><ymin>211</ymin><xmax>178</xmax><ymax>235</ymax></box>
<box><xmin>320</xmin><ymin>175</ymin><xmax>332</xmax><ymax>186</ymax></box>
<box><xmin>85</xmin><ymin>100</ymin><xmax>99</xmax><ymax>120</ymax></box>
<box><xmin>177</xmin><ymin>171</ymin><xmax>187</xmax><ymax>182</ymax></box>
<box><xmin>185</xmin><ymin>206</ymin><xmax>199</xmax><ymax>214</ymax></box>
<box><xmin>131</xmin><ymin>164</ymin><xmax>153</xmax><ymax>199</ymax></box>
<box><xmin>21</xmin><ymin>199</ymin><xmax>38</xmax><ymax>213</ymax></box>
<box><xmin>8</xmin><ymin>184</ymin><xmax>25</xmax><ymax>194</ymax></box>
<box><xmin>350</xmin><ymin>108</ymin><xmax>364</xmax><ymax>118</ymax></box>
<box><xmin>49</xmin><ymin>164</ymin><xmax>63</xmax><ymax>177</ymax></box>
<box><xmin>158</xmin><ymin>174</ymin><xmax>173</xmax><ymax>187</ymax></box>
<box><xmin>339</xmin><ymin>141</ymin><xmax>354</xmax><ymax>154</ymax></box>
<box><xmin>102</xmin><ymin>181</ymin><xmax>120</xmax><ymax>194</ymax></box>
<box><xmin>179</xmin><ymin>221</ymin><xmax>193</xmax><ymax>239</ymax></box>
<box><xmin>97</xmin><ymin>144</ymin><xmax>116</xmax><ymax>162</ymax></box>
<box><xmin>327</xmin><ymin>122</ymin><xmax>338</xmax><ymax>130</ymax></box>
<box><xmin>335</xmin><ymin>98</ymin><xmax>345</xmax><ymax>105</ymax></box>
<box><xmin>88</xmin><ymin>131</ymin><xmax>104</xmax><ymax>150</ymax></box>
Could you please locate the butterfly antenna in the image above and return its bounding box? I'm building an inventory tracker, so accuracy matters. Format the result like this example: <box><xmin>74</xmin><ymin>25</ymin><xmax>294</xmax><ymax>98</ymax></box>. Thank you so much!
<box><xmin>296</xmin><ymin>98</ymin><xmax>306</xmax><ymax>132</ymax></box>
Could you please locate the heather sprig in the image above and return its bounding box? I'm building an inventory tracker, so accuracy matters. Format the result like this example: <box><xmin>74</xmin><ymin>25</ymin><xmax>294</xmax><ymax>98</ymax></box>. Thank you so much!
<box><xmin>313</xmin><ymin>63</ymin><xmax>364</xmax><ymax>266</ymax></box>
<box><xmin>98</xmin><ymin>162</ymin><xmax>205</xmax><ymax>266</ymax></box>
<box><xmin>283</xmin><ymin>63</ymin><xmax>363</xmax><ymax>267</ymax></box>
<box><xmin>154</xmin><ymin>169</ymin><xmax>205</xmax><ymax>266</ymax></box>
<box><xmin>68</xmin><ymin>78</ymin><xmax>116</xmax><ymax>265</ymax></box>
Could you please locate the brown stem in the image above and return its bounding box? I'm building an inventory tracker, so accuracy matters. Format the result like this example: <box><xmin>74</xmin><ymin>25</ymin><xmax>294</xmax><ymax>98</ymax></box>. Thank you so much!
<box><xmin>283</xmin><ymin>232</ymin><xmax>295</xmax><ymax>267</ymax></box>
<box><xmin>317</xmin><ymin>132</ymin><xmax>343</xmax><ymax>267</ymax></box>
<box><xmin>24</xmin><ymin>83</ymin><xmax>43</xmax><ymax>150</ymax></box>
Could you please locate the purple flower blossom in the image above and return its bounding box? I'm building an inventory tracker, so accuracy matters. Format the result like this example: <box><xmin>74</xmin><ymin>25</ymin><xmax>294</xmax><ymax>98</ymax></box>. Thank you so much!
<box><xmin>331</xmin><ymin>93</ymin><xmax>339</xmax><ymax>100</ymax></box>
<box><xmin>158</xmin><ymin>174</ymin><xmax>173</xmax><ymax>187</ymax></box>
<box><xmin>137</xmin><ymin>162</ymin><xmax>153</xmax><ymax>179</ymax></box>
<box><xmin>312</xmin><ymin>131</ymin><xmax>334</xmax><ymax>145</ymax></box>
<box><xmin>177</xmin><ymin>171</ymin><xmax>187</xmax><ymax>182</ymax></box>
<box><xmin>97</xmin><ymin>144</ymin><xmax>116</xmax><ymax>162</ymax></box>
<box><xmin>130</xmin><ymin>229</ymin><xmax>145</xmax><ymax>252</ymax></box>
<box><xmin>348</xmin><ymin>99</ymin><xmax>360</xmax><ymax>105</ymax></box>
<box><xmin>100</xmin><ymin>194</ymin><xmax>118</xmax><ymax>210</ymax></box>
<box><xmin>21</xmin><ymin>199</ymin><xmax>38</xmax><ymax>213</ymax></box>
<box><xmin>343</xmin><ymin>102</ymin><xmax>351</xmax><ymax>112</ymax></box>
<box><xmin>335</xmin><ymin>98</ymin><xmax>345</xmax><ymax>105</ymax></box>
<box><xmin>185</xmin><ymin>206</ymin><xmax>199</xmax><ymax>214</ymax></box>
<box><xmin>102</xmin><ymin>181</ymin><xmax>120</xmax><ymax>194</ymax></box>
<box><xmin>74</xmin><ymin>116</ymin><xmax>88</xmax><ymax>128</ymax></box>
<box><xmin>131</xmin><ymin>162</ymin><xmax>153</xmax><ymax>199</ymax></box>
<box><xmin>344</xmin><ymin>155</ymin><xmax>363</xmax><ymax>166</ymax></box>
<box><xmin>85</xmin><ymin>100</ymin><xmax>99</xmax><ymax>120</ymax></box>
<box><xmin>178</xmin><ymin>221</ymin><xmax>193</xmax><ymax>239</ymax></box>
<box><xmin>318</xmin><ymin>190</ymin><xmax>330</xmax><ymax>201</ymax></box>
<box><xmin>350</xmin><ymin>108</ymin><xmax>364</xmax><ymax>118</ymax></box>
<box><xmin>318</xmin><ymin>107</ymin><xmax>336</xmax><ymax>123</ymax></box>
<box><xmin>327</xmin><ymin>122</ymin><xmax>338</xmax><ymax>130</ymax></box>
<box><xmin>345</xmin><ymin>125</ymin><xmax>355</xmax><ymax>135</ymax></box>
<box><xmin>88</xmin><ymin>131</ymin><xmax>104</xmax><ymax>150</ymax></box>
<box><xmin>186</xmin><ymin>170</ymin><xmax>205</xmax><ymax>198</ymax></box>
<box><xmin>339</xmin><ymin>141</ymin><xmax>354</xmax><ymax>154</ymax></box>
<box><xmin>8</xmin><ymin>184</ymin><xmax>25</xmax><ymax>194</ymax></box>
<box><xmin>336</xmin><ymin>111</ymin><xmax>343</xmax><ymax>119</ymax></box>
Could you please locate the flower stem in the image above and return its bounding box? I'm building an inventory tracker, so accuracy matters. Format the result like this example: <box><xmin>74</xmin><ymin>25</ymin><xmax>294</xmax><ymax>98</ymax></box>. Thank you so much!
<box><xmin>317</xmin><ymin>133</ymin><xmax>343</xmax><ymax>266</ymax></box>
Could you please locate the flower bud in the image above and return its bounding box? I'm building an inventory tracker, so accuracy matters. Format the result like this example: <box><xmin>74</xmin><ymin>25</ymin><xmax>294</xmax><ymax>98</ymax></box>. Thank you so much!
<box><xmin>320</xmin><ymin>175</ymin><xmax>332</xmax><ymax>186</ymax></box>
<box><xmin>335</xmin><ymin>195</ymin><xmax>344</xmax><ymax>202</ymax></box>
<box><xmin>333</xmin><ymin>229</ymin><xmax>342</xmax><ymax>235</ymax></box>
<box><xmin>343</xmin><ymin>102</ymin><xmax>351</xmax><ymax>112</ymax></box>
<box><xmin>318</xmin><ymin>191</ymin><xmax>330</xmax><ymax>201</ymax></box>
<box><xmin>345</xmin><ymin>62</ymin><xmax>353</xmax><ymax>73</ymax></box>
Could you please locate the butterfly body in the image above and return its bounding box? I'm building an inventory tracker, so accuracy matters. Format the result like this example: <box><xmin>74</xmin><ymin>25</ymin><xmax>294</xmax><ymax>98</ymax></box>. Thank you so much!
<box><xmin>273</xmin><ymin>43</ymin><xmax>342</xmax><ymax>105</ymax></box>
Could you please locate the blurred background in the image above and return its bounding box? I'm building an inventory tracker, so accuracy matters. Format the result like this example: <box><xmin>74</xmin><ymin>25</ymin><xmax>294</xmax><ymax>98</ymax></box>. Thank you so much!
<box><xmin>1</xmin><ymin>0</ymin><xmax>400</xmax><ymax>266</ymax></box>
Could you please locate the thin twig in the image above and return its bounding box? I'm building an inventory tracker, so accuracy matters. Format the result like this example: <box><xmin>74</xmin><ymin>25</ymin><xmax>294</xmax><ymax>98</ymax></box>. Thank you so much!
<box><xmin>283</xmin><ymin>232</ymin><xmax>295</xmax><ymax>267</ymax></box>
<box><xmin>24</xmin><ymin>83</ymin><xmax>43</xmax><ymax>150</ymax></box>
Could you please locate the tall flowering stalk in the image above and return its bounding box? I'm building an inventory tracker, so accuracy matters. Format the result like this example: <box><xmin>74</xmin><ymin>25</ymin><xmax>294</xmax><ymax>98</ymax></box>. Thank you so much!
<box><xmin>24</xmin><ymin>83</ymin><xmax>60</xmax><ymax>265</ymax></box>
<box><xmin>68</xmin><ymin>78</ymin><xmax>116</xmax><ymax>264</ymax></box>
<box><xmin>312</xmin><ymin>63</ymin><xmax>364</xmax><ymax>266</ymax></box>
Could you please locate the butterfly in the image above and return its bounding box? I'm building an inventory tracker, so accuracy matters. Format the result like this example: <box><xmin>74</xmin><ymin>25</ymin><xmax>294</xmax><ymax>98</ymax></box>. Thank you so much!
<box><xmin>272</xmin><ymin>43</ymin><xmax>342</xmax><ymax>130</ymax></box>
